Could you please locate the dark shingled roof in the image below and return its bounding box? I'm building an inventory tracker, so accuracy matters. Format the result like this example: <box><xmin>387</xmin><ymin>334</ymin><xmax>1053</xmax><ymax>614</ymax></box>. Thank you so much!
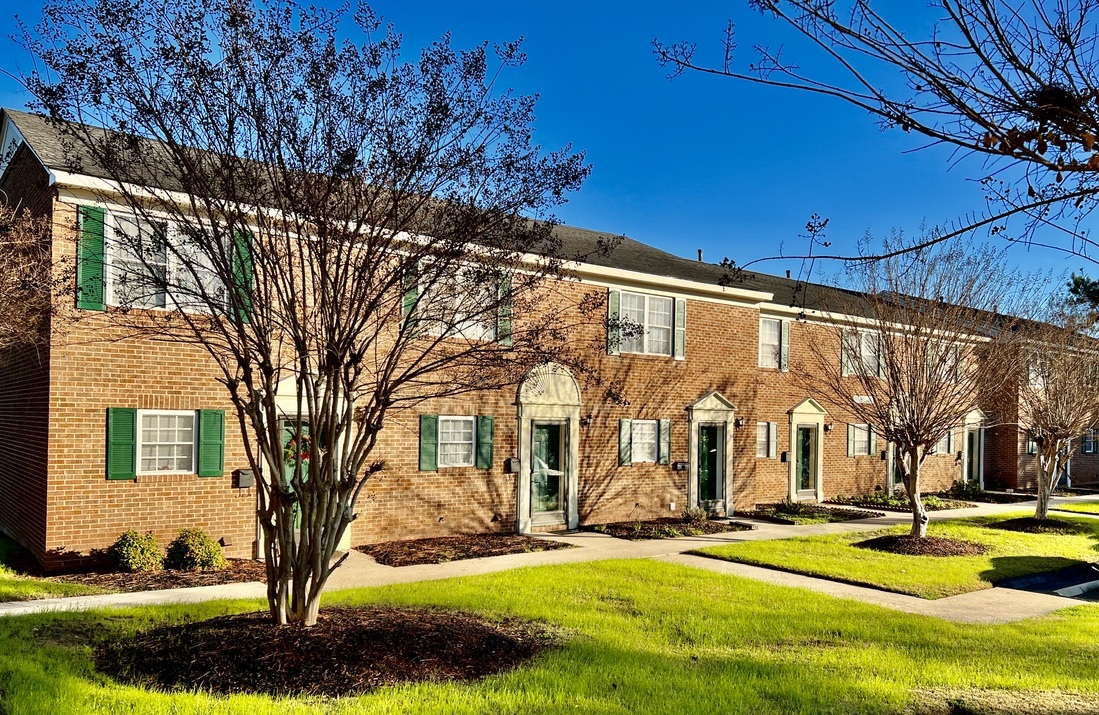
<box><xmin>0</xmin><ymin>107</ymin><xmax>1015</xmax><ymax>331</ymax></box>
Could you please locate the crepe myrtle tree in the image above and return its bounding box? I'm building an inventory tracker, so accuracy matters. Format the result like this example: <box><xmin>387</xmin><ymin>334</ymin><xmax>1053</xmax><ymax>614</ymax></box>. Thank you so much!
<box><xmin>0</xmin><ymin>202</ymin><xmax>72</xmax><ymax>353</ymax></box>
<box><xmin>1014</xmin><ymin>308</ymin><xmax>1099</xmax><ymax>520</ymax></box>
<box><xmin>794</xmin><ymin>234</ymin><xmax>1026</xmax><ymax>537</ymax></box>
<box><xmin>22</xmin><ymin>0</ymin><xmax>602</xmax><ymax>626</ymax></box>
<box><xmin>656</xmin><ymin>1</ymin><xmax>1099</xmax><ymax>265</ymax></box>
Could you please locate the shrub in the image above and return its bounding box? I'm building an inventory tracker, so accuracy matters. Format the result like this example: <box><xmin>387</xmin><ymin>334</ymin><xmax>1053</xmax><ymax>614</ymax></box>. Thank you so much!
<box><xmin>165</xmin><ymin>528</ymin><xmax>227</xmax><ymax>571</ymax></box>
<box><xmin>109</xmin><ymin>530</ymin><xmax>163</xmax><ymax>573</ymax></box>
<box><xmin>682</xmin><ymin>507</ymin><xmax>709</xmax><ymax>530</ymax></box>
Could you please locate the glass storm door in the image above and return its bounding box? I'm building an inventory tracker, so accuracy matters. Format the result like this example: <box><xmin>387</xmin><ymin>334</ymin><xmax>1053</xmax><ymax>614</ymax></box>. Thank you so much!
<box><xmin>796</xmin><ymin>425</ymin><xmax>816</xmax><ymax>494</ymax></box>
<box><xmin>966</xmin><ymin>429</ymin><xmax>980</xmax><ymax>483</ymax></box>
<box><xmin>532</xmin><ymin>423</ymin><xmax>565</xmax><ymax>518</ymax></box>
<box><xmin>893</xmin><ymin>444</ymin><xmax>905</xmax><ymax>490</ymax></box>
<box><xmin>282</xmin><ymin>421</ymin><xmax>310</xmax><ymax>529</ymax></box>
<box><xmin>698</xmin><ymin>425</ymin><xmax>720</xmax><ymax>502</ymax></box>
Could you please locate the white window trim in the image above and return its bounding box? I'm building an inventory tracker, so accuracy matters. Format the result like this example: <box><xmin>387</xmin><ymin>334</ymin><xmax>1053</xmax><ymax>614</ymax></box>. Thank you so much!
<box><xmin>1084</xmin><ymin>430</ymin><xmax>1096</xmax><ymax>455</ymax></box>
<box><xmin>438</xmin><ymin>415</ymin><xmax>477</xmax><ymax>468</ymax></box>
<box><xmin>851</xmin><ymin>424</ymin><xmax>872</xmax><ymax>456</ymax></box>
<box><xmin>620</xmin><ymin>290</ymin><xmax>675</xmax><ymax>357</ymax></box>
<box><xmin>136</xmin><ymin>408</ymin><xmax>198</xmax><ymax>476</ymax></box>
<box><xmin>759</xmin><ymin>318</ymin><xmax>781</xmax><ymax>369</ymax></box>
<box><xmin>104</xmin><ymin>209</ymin><xmax>222</xmax><ymax>315</ymax></box>
<box><xmin>420</xmin><ymin>265</ymin><xmax>499</xmax><ymax>343</ymax></box>
<box><xmin>756</xmin><ymin>422</ymin><xmax>770</xmax><ymax>458</ymax></box>
<box><xmin>631</xmin><ymin>419</ymin><xmax>659</xmax><ymax>463</ymax></box>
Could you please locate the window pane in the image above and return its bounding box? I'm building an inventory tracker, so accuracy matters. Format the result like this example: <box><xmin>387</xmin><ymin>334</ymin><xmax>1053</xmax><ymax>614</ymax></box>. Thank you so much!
<box><xmin>853</xmin><ymin>425</ymin><xmax>870</xmax><ymax>455</ymax></box>
<box><xmin>620</xmin><ymin>293</ymin><xmax>646</xmax><ymax>353</ymax></box>
<box><xmin>439</xmin><ymin>417</ymin><xmax>475</xmax><ymax>467</ymax></box>
<box><xmin>756</xmin><ymin>422</ymin><xmax>769</xmax><ymax>458</ymax></box>
<box><xmin>631</xmin><ymin>420</ymin><xmax>658</xmax><ymax>463</ymax></box>
<box><xmin>648</xmin><ymin>297</ymin><xmax>672</xmax><ymax>328</ymax></box>
<box><xmin>759</xmin><ymin>319</ymin><xmax>780</xmax><ymax>368</ymax></box>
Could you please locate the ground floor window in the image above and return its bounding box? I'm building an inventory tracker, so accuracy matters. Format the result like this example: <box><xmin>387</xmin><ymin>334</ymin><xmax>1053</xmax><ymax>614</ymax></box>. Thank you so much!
<box><xmin>138</xmin><ymin>410</ymin><xmax>196</xmax><ymax>474</ymax></box>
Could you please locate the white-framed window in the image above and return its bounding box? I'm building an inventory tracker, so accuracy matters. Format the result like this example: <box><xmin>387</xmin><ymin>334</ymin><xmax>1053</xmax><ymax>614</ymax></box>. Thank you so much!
<box><xmin>620</xmin><ymin>291</ymin><xmax>674</xmax><ymax>356</ymax></box>
<box><xmin>1026</xmin><ymin>435</ymin><xmax>1038</xmax><ymax>455</ymax></box>
<box><xmin>850</xmin><ymin>424</ymin><xmax>872</xmax><ymax>456</ymax></box>
<box><xmin>842</xmin><ymin>329</ymin><xmax>881</xmax><ymax>377</ymax></box>
<box><xmin>1084</xmin><ymin>429</ymin><xmax>1096</xmax><ymax>455</ymax></box>
<box><xmin>931</xmin><ymin>432</ymin><xmax>951</xmax><ymax>455</ymax></box>
<box><xmin>928</xmin><ymin>342</ymin><xmax>962</xmax><ymax>384</ymax></box>
<box><xmin>438</xmin><ymin>416</ymin><xmax>477</xmax><ymax>468</ymax></box>
<box><xmin>138</xmin><ymin>409</ymin><xmax>196</xmax><ymax>474</ymax></box>
<box><xmin>756</xmin><ymin>422</ymin><xmax>771</xmax><ymax>458</ymax></box>
<box><xmin>421</xmin><ymin>265</ymin><xmax>499</xmax><ymax>342</ymax></box>
<box><xmin>106</xmin><ymin>212</ymin><xmax>224</xmax><ymax>312</ymax></box>
<box><xmin>631</xmin><ymin>419</ymin><xmax>659</xmax><ymax>463</ymax></box>
<box><xmin>759</xmin><ymin>318</ymin><xmax>781</xmax><ymax>368</ymax></box>
<box><xmin>1028</xmin><ymin>356</ymin><xmax>1047</xmax><ymax>389</ymax></box>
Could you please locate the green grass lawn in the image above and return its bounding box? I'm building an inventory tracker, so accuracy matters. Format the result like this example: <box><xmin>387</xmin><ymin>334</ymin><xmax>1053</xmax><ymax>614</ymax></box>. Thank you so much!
<box><xmin>0</xmin><ymin>536</ymin><xmax>102</xmax><ymax>602</ymax></box>
<box><xmin>0</xmin><ymin>560</ymin><xmax>1097</xmax><ymax>714</ymax></box>
<box><xmin>693</xmin><ymin>512</ymin><xmax>1099</xmax><ymax>599</ymax></box>
<box><xmin>1052</xmin><ymin>501</ymin><xmax>1099</xmax><ymax>516</ymax></box>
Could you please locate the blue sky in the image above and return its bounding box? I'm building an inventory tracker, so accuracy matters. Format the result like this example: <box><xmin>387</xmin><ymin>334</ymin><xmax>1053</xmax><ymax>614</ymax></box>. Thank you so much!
<box><xmin>0</xmin><ymin>1</ymin><xmax>1086</xmax><ymax>285</ymax></box>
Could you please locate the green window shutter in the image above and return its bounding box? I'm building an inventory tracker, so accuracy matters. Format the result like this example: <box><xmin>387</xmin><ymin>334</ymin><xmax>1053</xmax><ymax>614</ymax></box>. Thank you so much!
<box><xmin>197</xmin><ymin>409</ymin><xmax>226</xmax><ymax>477</ymax></box>
<box><xmin>658</xmin><ymin>419</ymin><xmax>671</xmax><ymax>465</ymax></box>
<box><xmin>77</xmin><ymin>206</ymin><xmax>106</xmax><ymax>311</ymax></box>
<box><xmin>106</xmin><ymin>407</ymin><xmax>137</xmax><ymax>480</ymax></box>
<box><xmin>618</xmin><ymin>418</ymin><xmax>631</xmax><ymax>466</ymax></box>
<box><xmin>607</xmin><ymin>289</ymin><xmax>621</xmax><ymax>356</ymax></box>
<box><xmin>497</xmin><ymin>273</ymin><xmax>513</xmax><ymax>346</ymax></box>
<box><xmin>476</xmin><ymin>415</ymin><xmax>494</xmax><ymax>469</ymax></box>
<box><xmin>419</xmin><ymin>414</ymin><xmax>438</xmax><ymax>471</ymax></box>
<box><xmin>231</xmin><ymin>230</ymin><xmax>254</xmax><ymax>324</ymax></box>
<box><xmin>847</xmin><ymin>424</ymin><xmax>855</xmax><ymax>458</ymax></box>
<box><xmin>780</xmin><ymin>320</ymin><xmax>791</xmax><ymax>372</ymax></box>
<box><xmin>402</xmin><ymin>262</ymin><xmax>420</xmax><ymax>337</ymax></box>
<box><xmin>673</xmin><ymin>298</ymin><xmax>687</xmax><ymax>360</ymax></box>
<box><xmin>767</xmin><ymin>423</ymin><xmax>778</xmax><ymax>459</ymax></box>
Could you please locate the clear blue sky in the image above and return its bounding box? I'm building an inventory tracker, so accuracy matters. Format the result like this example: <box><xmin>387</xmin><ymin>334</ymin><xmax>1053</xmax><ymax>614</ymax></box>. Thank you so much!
<box><xmin>0</xmin><ymin>1</ymin><xmax>1087</xmax><ymax>285</ymax></box>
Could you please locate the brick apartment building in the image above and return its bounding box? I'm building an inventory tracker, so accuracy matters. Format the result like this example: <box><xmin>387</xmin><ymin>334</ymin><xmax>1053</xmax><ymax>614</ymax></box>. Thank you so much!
<box><xmin>0</xmin><ymin>108</ymin><xmax>1093</xmax><ymax>571</ymax></box>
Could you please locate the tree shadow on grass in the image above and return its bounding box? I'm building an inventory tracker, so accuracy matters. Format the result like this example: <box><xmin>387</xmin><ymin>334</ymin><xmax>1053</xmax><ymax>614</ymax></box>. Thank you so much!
<box><xmin>979</xmin><ymin>555</ymin><xmax>1091</xmax><ymax>586</ymax></box>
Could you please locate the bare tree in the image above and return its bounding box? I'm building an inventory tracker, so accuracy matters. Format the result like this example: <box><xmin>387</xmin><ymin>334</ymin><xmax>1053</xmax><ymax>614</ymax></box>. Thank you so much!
<box><xmin>655</xmin><ymin>1</ymin><xmax>1099</xmax><ymax>264</ymax></box>
<box><xmin>22</xmin><ymin>0</ymin><xmax>598</xmax><ymax>625</ymax></box>
<box><xmin>0</xmin><ymin>203</ymin><xmax>70</xmax><ymax>353</ymax></box>
<box><xmin>794</xmin><ymin>235</ymin><xmax>1026</xmax><ymax>537</ymax></box>
<box><xmin>1014</xmin><ymin>307</ymin><xmax>1099</xmax><ymax>519</ymax></box>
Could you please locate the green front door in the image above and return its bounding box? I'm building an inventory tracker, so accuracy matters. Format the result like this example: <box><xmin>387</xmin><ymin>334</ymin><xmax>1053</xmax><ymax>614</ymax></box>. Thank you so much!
<box><xmin>532</xmin><ymin>423</ymin><xmax>564</xmax><ymax>516</ymax></box>
<box><xmin>796</xmin><ymin>425</ymin><xmax>815</xmax><ymax>493</ymax></box>
<box><xmin>283</xmin><ymin>421</ymin><xmax>310</xmax><ymax>528</ymax></box>
<box><xmin>966</xmin><ymin>429</ymin><xmax>980</xmax><ymax>484</ymax></box>
<box><xmin>699</xmin><ymin>425</ymin><xmax>720</xmax><ymax>502</ymax></box>
<box><xmin>893</xmin><ymin>445</ymin><xmax>905</xmax><ymax>490</ymax></box>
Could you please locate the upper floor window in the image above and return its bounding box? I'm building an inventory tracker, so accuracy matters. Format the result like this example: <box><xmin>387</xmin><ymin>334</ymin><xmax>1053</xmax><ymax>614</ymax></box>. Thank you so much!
<box><xmin>759</xmin><ymin>318</ymin><xmax>791</xmax><ymax>370</ymax></box>
<box><xmin>621</xmin><ymin>291</ymin><xmax>673</xmax><ymax>355</ymax></box>
<box><xmin>106</xmin><ymin>212</ymin><xmax>224</xmax><ymax>312</ymax></box>
<box><xmin>420</xmin><ymin>266</ymin><xmax>499</xmax><ymax>342</ymax></box>
<box><xmin>1084</xmin><ymin>429</ymin><xmax>1096</xmax><ymax>455</ymax></box>
<box><xmin>842</xmin><ymin>329</ymin><xmax>881</xmax><ymax>377</ymax></box>
<box><xmin>928</xmin><ymin>341</ymin><xmax>962</xmax><ymax>384</ymax></box>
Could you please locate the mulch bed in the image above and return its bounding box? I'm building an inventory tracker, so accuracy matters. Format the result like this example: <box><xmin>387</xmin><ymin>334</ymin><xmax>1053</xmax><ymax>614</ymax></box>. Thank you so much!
<box><xmin>585</xmin><ymin>518</ymin><xmax>753</xmax><ymax>541</ymax></box>
<box><xmin>97</xmin><ymin>605</ymin><xmax>560</xmax><ymax>697</ymax></box>
<box><xmin>47</xmin><ymin>559</ymin><xmax>266</xmax><ymax>592</ymax></box>
<box><xmin>826</xmin><ymin>497</ymin><xmax>976</xmax><ymax>513</ymax></box>
<box><xmin>356</xmin><ymin>534</ymin><xmax>574</xmax><ymax>568</ymax></box>
<box><xmin>985</xmin><ymin>517</ymin><xmax>1092</xmax><ymax>535</ymax></box>
<box><xmin>855</xmin><ymin>535</ymin><xmax>988</xmax><ymax>557</ymax></box>
<box><xmin>739</xmin><ymin>504</ymin><xmax>883</xmax><ymax>525</ymax></box>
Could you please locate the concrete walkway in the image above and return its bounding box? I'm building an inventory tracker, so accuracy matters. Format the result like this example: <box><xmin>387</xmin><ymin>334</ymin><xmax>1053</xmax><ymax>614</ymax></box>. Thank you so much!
<box><xmin>1</xmin><ymin>495</ymin><xmax>1094</xmax><ymax>621</ymax></box>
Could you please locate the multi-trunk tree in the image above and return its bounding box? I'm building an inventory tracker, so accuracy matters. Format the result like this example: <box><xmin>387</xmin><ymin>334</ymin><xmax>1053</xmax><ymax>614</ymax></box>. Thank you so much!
<box><xmin>23</xmin><ymin>0</ymin><xmax>598</xmax><ymax>626</ymax></box>
<box><xmin>794</xmin><ymin>235</ymin><xmax>1026</xmax><ymax>537</ymax></box>
<box><xmin>1013</xmin><ymin>308</ymin><xmax>1099</xmax><ymax>519</ymax></box>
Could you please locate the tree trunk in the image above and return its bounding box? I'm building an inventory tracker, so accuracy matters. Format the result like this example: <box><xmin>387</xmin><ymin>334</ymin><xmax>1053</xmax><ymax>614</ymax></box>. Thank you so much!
<box><xmin>1035</xmin><ymin>442</ymin><xmax>1062</xmax><ymax>521</ymax></box>
<box><xmin>905</xmin><ymin>447</ymin><xmax>929</xmax><ymax>538</ymax></box>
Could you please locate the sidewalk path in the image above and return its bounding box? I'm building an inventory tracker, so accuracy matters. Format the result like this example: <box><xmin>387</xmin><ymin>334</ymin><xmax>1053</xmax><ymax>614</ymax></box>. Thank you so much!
<box><xmin>1</xmin><ymin>495</ymin><xmax>1094</xmax><ymax>621</ymax></box>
